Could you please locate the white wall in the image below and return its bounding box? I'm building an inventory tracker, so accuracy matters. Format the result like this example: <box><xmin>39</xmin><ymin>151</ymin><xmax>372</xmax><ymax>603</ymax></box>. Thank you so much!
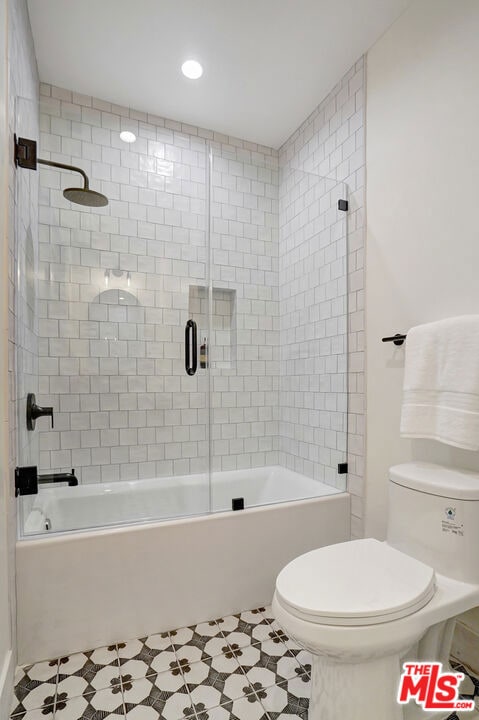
<box><xmin>366</xmin><ymin>0</ymin><xmax>479</xmax><ymax>540</ymax></box>
<box><xmin>0</xmin><ymin>0</ymin><xmax>13</xmax><ymax>712</ymax></box>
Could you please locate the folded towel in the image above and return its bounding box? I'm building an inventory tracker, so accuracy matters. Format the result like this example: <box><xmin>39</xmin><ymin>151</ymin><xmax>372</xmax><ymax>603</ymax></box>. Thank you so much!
<box><xmin>400</xmin><ymin>315</ymin><xmax>479</xmax><ymax>451</ymax></box>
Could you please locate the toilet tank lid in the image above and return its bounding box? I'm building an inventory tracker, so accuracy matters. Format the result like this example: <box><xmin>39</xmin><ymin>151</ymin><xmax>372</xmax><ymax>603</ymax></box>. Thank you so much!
<box><xmin>390</xmin><ymin>462</ymin><xmax>479</xmax><ymax>500</ymax></box>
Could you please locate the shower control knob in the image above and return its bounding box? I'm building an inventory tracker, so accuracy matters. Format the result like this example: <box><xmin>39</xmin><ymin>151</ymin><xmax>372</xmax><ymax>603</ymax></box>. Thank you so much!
<box><xmin>26</xmin><ymin>393</ymin><xmax>54</xmax><ymax>431</ymax></box>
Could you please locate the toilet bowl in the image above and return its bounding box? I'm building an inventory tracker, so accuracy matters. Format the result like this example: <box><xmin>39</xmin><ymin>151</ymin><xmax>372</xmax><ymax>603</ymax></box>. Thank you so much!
<box><xmin>273</xmin><ymin>463</ymin><xmax>479</xmax><ymax>720</ymax></box>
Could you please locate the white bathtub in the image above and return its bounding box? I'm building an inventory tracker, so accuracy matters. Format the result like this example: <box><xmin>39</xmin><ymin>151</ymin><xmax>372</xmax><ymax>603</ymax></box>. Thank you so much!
<box><xmin>16</xmin><ymin>466</ymin><xmax>350</xmax><ymax>665</ymax></box>
<box><xmin>21</xmin><ymin>465</ymin><xmax>342</xmax><ymax>535</ymax></box>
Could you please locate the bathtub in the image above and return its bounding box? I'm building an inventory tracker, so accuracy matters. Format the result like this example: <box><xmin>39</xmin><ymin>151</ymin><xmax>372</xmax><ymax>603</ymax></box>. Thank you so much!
<box><xmin>20</xmin><ymin>465</ymin><xmax>342</xmax><ymax>535</ymax></box>
<box><xmin>16</xmin><ymin>466</ymin><xmax>350</xmax><ymax>664</ymax></box>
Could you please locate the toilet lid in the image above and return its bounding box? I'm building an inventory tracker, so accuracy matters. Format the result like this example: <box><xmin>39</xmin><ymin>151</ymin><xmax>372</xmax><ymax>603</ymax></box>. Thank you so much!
<box><xmin>276</xmin><ymin>539</ymin><xmax>436</xmax><ymax>626</ymax></box>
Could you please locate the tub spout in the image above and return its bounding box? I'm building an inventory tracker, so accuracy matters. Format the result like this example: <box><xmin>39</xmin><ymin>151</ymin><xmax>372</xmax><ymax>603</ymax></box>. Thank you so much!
<box><xmin>38</xmin><ymin>470</ymin><xmax>78</xmax><ymax>487</ymax></box>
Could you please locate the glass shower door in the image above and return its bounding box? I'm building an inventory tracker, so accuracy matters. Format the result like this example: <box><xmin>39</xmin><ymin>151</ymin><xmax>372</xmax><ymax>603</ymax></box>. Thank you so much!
<box><xmin>16</xmin><ymin>105</ymin><xmax>212</xmax><ymax>535</ymax></box>
<box><xmin>278</xmin><ymin>168</ymin><xmax>349</xmax><ymax>492</ymax></box>
<box><xmin>208</xmin><ymin>151</ymin><xmax>349</xmax><ymax>512</ymax></box>
<box><xmin>207</xmin><ymin>145</ymin><xmax>281</xmax><ymax>512</ymax></box>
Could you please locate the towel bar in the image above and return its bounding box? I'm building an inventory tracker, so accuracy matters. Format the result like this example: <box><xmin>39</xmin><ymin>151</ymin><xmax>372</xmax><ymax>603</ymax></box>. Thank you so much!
<box><xmin>382</xmin><ymin>333</ymin><xmax>407</xmax><ymax>346</ymax></box>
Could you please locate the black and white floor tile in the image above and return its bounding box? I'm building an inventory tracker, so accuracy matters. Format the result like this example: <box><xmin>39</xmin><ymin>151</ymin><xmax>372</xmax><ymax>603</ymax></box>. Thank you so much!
<box><xmin>10</xmin><ymin>607</ymin><xmax>479</xmax><ymax>720</ymax></box>
<box><xmin>11</xmin><ymin>607</ymin><xmax>309</xmax><ymax>720</ymax></box>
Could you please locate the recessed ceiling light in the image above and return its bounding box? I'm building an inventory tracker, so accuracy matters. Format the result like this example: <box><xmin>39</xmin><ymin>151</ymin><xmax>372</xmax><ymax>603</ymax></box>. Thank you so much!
<box><xmin>181</xmin><ymin>60</ymin><xmax>203</xmax><ymax>80</ymax></box>
<box><xmin>120</xmin><ymin>130</ymin><xmax>136</xmax><ymax>143</ymax></box>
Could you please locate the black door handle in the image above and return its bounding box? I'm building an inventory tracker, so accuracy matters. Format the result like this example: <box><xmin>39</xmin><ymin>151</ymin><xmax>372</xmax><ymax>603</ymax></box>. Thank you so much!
<box><xmin>185</xmin><ymin>319</ymin><xmax>197</xmax><ymax>376</ymax></box>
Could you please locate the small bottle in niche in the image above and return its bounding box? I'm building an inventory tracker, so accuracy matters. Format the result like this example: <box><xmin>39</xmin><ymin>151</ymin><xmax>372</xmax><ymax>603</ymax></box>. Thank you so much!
<box><xmin>200</xmin><ymin>337</ymin><xmax>208</xmax><ymax>369</ymax></box>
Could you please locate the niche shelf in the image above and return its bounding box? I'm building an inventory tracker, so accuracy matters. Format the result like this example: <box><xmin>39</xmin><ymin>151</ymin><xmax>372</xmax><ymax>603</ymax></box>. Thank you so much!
<box><xmin>188</xmin><ymin>286</ymin><xmax>236</xmax><ymax>370</ymax></box>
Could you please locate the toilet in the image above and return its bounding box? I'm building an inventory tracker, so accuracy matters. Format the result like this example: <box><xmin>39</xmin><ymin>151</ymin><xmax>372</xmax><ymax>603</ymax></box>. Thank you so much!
<box><xmin>272</xmin><ymin>462</ymin><xmax>479</xmax><ymax>720</ymax></box>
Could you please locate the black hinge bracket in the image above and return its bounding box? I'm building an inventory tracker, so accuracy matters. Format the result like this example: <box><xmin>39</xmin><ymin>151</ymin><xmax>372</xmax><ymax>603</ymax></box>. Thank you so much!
<box><xmin>14</xmin><ymin>135</ymin><xmax>38</xmax><ymax>170</ymax></box>
<box><xmin>15</xmin><ymin>465</ymin><xmax>38</xmax><ymax>497</ymax></box>
<box><xmin>338</xmin><ymin>199</ymin><xmax>348</xmax><ymax>212</ymax></box>
<box><xmin>338</xmin><ymin>463</ymin><xmax>348</xmax><ymax>474</ymax></box>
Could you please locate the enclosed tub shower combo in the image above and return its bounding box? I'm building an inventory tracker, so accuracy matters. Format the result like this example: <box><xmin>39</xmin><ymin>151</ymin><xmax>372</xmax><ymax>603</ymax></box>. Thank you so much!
<box><xmin>13</xmin><ymin>93</ymin><xmax>351</xmax><ymax>664</ymax></box>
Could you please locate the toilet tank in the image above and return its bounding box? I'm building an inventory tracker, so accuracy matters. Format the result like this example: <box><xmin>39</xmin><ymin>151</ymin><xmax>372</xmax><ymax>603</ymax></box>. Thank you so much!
<box><xmin>387</xmin><ymin>462</ymin><xmax>479</xmax><ymax>583</ymax></box>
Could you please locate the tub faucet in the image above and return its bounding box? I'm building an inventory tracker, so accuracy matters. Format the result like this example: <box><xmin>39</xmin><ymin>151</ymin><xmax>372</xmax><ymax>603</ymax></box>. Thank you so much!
<box><xmin>38</xmin><ymin>470</ymin><xmax>78</xmax><ymax>487</ymax></box>
<box><xmin>15</xmin><ymin>466</ymin><xmax>78</xmax><ymax>496</ymax></box>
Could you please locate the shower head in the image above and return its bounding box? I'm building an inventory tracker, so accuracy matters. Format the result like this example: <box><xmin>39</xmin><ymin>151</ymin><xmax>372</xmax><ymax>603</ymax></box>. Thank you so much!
<box><xmin>38</xmin><ymin>158</ymin><xmax>109</xmax><ymax>207</ymax></box>
<box><xmin>63</xmin><ymin>187</ymin><xmax>108</xmax><ymax>207</ymax></box>
<box><xmin>15</xmin><ymin>137</ymin><xmax>109</xmax><ymax>207</ymax></box>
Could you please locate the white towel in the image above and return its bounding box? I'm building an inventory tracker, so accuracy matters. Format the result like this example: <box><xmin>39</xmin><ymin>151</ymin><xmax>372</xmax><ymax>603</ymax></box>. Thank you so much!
<box><xmin>400</xmin><ymin>315</ymin><xmax>479</xmax><ymax>451</ymax></box>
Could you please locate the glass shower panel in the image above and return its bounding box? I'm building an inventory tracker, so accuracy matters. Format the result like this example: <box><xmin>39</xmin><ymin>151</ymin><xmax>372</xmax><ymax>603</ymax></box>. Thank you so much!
<box><xmin>207</xmin><ymin>145</ymin><xmax>280</xmax><ymax>512</ymax></box>
<box><xmin>18</xmin><ymin>109</ymin><xmax>212</xmax><ymax>535</ymax></box>
<box><xmin>208</xmin><ymin>155</ymin><xmax>348</xmax><ymax>512</ymax></box>
<box><xmin>279</xmin><ymin>167</ymin><xmax>348</xmax><ymax>493</ymax></box>
<box><xmin>14</xmin><ymin>96</ymin><xmax>40</xmax><ymax>514</ymax></box>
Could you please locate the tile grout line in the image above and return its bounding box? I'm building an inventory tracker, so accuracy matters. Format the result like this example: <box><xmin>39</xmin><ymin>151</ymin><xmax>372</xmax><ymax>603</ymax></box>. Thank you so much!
<box><xmin>115</xmin><ymin>645</ymin><xmax>128</xmax><ymax>720</ymax></box>
<box><xmin>170</xmin><ymin>629</ymin><xmax>203</xmax><ymax>720</ymax></box>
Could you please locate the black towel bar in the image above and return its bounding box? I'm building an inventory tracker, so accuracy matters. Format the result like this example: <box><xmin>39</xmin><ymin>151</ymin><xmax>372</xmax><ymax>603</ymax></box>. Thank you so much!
<box><xmin>382</xmin><ymin>333</ymin><xmax>407</xmax><ymax>346</ymax></box>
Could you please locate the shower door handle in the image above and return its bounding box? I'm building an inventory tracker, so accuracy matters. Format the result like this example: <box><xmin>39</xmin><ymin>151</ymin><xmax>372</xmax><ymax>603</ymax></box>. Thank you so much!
<box><xmin>185</xmin><ymin>319</ymin><xmax>198</xmax><ymax>376</ymax></box>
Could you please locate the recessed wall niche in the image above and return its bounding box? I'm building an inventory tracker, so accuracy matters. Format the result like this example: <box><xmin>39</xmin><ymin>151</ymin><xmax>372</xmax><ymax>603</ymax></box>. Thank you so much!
<box><xmin>188</xmin><ymin>286</ymin><xmax>236</xmax><ymax>370</ymax></box>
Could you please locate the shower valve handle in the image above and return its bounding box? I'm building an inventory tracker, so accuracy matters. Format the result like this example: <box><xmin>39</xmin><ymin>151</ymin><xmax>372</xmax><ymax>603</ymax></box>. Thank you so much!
<box><xmin>27</xmin><ymin>393</ymin><xmax>54</xmax><ymax>431</ymax></box>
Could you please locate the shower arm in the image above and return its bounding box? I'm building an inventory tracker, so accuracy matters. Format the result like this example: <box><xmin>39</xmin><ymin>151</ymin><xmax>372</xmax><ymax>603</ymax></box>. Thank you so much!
<box><xmin>38</xmin><ymin>158</ymin><xmax>90</xmax><ymax>189</ymax></box>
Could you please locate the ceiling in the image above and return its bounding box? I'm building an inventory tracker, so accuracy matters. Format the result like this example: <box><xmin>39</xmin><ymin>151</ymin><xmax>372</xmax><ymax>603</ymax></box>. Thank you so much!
<box><xmin>27</xmin><ymin>0</ymin><xmax>412</xmax><ymax>148</ymax></box>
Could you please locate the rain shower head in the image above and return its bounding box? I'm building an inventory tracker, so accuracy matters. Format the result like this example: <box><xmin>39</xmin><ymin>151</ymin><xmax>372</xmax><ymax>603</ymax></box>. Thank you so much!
<box><xmin>63</xmin><ymin>187</ymin><xmax>109</xmax><ymax>207</ymax></box>
<box><xmin>14</xmin><ymin>137</ymin><xmax>109</xmax><ymax>207</ymax></box>
<box><xmin>39</xmin><ymin>159</ymin><xmax>109</xmax><ymax>207</ymax></box>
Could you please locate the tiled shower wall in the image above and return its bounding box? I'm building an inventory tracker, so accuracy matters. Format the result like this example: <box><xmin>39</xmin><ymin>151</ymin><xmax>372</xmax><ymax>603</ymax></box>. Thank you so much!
<box><xmin>279</xmin><ymin>58</ymin><xmax>365</xmax><ymax>537</ymax></box>
<box><xmin>34</xmin><ymin>62</ymin><xmax>363</xmax><ymax>529</ymax></box>
<box><xmin>209</xmin><ymin>150</ymin><xmax>279</xmax><ymax>472</ymax></box>
<box><xmin>37</xmin><ymin>84</ymin><xmax>279</xmax><ymax>482</ymax></box>
<box><xmin>277</xmin><ymin>169</ymin><xmax>348</xmax><ymax>488</ymax></box>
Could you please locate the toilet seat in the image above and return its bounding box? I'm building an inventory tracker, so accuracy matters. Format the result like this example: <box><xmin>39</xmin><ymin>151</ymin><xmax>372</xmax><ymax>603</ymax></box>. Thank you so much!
<box><xmin>275</xmin><ymin>538</ymin><xmax>436</xmax><ymax>626</ymax></box>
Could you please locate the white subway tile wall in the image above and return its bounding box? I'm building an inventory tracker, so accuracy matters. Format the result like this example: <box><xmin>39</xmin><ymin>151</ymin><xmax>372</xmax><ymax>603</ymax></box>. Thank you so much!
<box><xmin>278</xmin><ymin>169</ymin><xmax>348</xmax><ymax>488</ymax></box>
<box><xmin>27</xmin><ymin>59</ymin><xmax>363</xmax><ymax>530</ymax></box>
<box><xmin>279</xmin><ymin>58</ymin><xmax>365</xmax><ymax>537</ymax></box>
<box><xmin>37</xmin><ymin>85</ymin><xmax>281</xmax><ymax>482</ymax></box>
<box><xmin>209</xmin><ymin>148</ymin><xmax>279</xmax><ymax>473</ymax></box>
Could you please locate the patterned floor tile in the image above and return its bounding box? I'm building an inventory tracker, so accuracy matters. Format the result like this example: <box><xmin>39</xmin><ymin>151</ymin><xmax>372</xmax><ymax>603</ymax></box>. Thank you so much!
<box><xmin>226</xmin><ymin>694</ymin><xmax>269</xmax><ymax>720</ymax></box>
<box><xmin>11</xmin><ymin>710</ymin><xmax>56</xmax><ymax>720</ymax></box>
<box><xmin>118</xmin><ymin>634</ymin><xmax>176</xmax><ymax>680</ymax></box>
<box><xmin>169</xmin><ymin>621</ymin><xmax>226</xmax><ymax>660</ymax></box>
<box><xmin>186</xmin><ymin>658</ymin><xmax>254</xmax><ymax>710</ymax></box>
<box><xmin>12</xmin><ymin>607</ymin><xmax>479</xmax><ymax>720</ymax></box>
<box><xmin>11</xmin><ymin>661</ymin><xmax>58</xmax><ymax>717</ymax></box>
<box><xmin>217</xmin><ymin>609</ymin><xmax>272</xmax><ymax>648</ymax></box>
<box><xmin>56</xmin><ymin>661</ymin><xmax>122</xmax><ymax>700</ymax></box>
<box><xmin>15</xmin><ymin>661</ymin><xmax>59</xmax><ymax>685</ymax></box>
<box><xmin>53</xmin><ymin>675</ymin><xmax>94</xmax><ymax>703</ymax></box>
<box><xmin>11</xmin><ymin>681</ymin><xmax>56</xmax><ymax>717</ymax></box>
<box><xmin>188</xmin><ymin>703</ymin><xmax>233</xmax><ymax>720</ymax></box>
<box><xmin>55</xmin><ymin>645</ymin><xmax>120</xmax><ymax>696</ymax></box>
<box><xmin>223</xmin><ymin>638</ymin><xmax>291</xmax><ymax>669</ymax></box>
<box><xmin>53</xmin><ymin>685</ymin><xmax>125</xmax><ymax>719</ymax></box>
<box><xmin>122</xmin><ymin>672</ymin><xmax>191</xmax><ymax>720</ymax></box>
<box><xmin>258</xmin><ymin>678</ymin><xmax>310</xmax><ymax>720</ymax></box>
<box><xmin>58</xmin><ymin>646</ymin><xmax>119</xmax><ymax>675</ymax></box>
<box><xmin>174</xmin><ymin>637</ymin><xmax>231</xmax><ymax>667</ymax></box>
<box><xmin>236</xmin><ymin>639</ymin><xmax>301</xmax><ymax>682</ymax></box>
<box><xmin>280</xmin><ymin>644</ymin><xmax>312</xmax><ymax>678</ymax></box>
<box><xmin>193</xmin><ymin>697</ymin><xmax>268</xmax><ymax>720</ymax></box>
